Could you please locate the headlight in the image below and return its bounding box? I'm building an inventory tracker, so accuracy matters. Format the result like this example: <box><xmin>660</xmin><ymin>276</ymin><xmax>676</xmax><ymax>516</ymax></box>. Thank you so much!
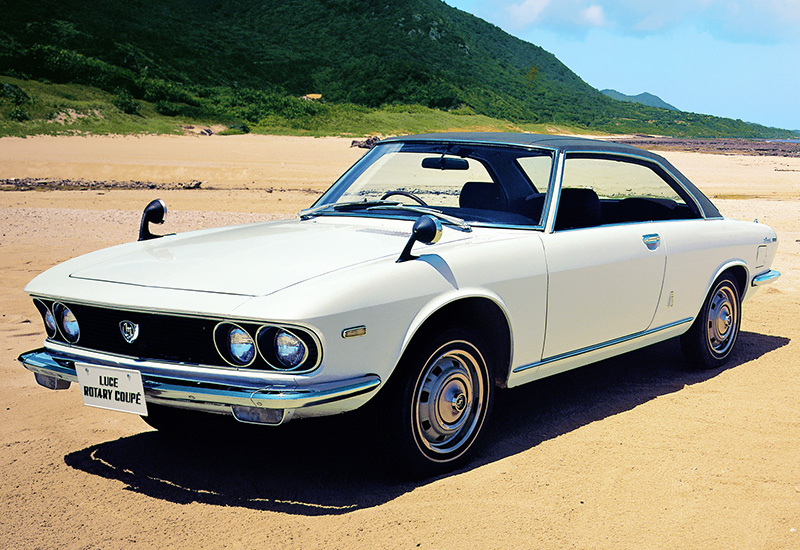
<box><xmin>54</xmin><ymin>303</ymin><xmax>80</xmax><ymax>343</ymax></box>
<box><xmin>33</xmin><ymin>299</ymin><xmax>58</xmax><ymax>339</ymax></box>
<box><xmin>274</xmin><ymin>330</ymin><xmax>307</xmax><ymax>369</ymax></box>
<box><xmin>228</xmin><ymin>326</ymin><xmax>255</xmax><ymax>365</ymax></box>
<box><xmin>44</xmin><ymin>308</ymin><xmax>57</xmax><ymax>336</ymax></box>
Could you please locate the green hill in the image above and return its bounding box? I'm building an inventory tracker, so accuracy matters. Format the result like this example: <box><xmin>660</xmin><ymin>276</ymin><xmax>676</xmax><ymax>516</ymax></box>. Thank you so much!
<box><xmin>0</xmin><ymin>0</ymin><xmax>794</xmax><ymax>138</ymax></box>
<box><xmin>601</xmin><ymin>89</ymin><xmax>679</xmax><ymax>112</ymax></box>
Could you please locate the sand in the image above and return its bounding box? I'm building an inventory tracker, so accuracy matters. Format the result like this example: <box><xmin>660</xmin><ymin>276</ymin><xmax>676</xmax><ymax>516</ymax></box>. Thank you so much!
<box><xmin>1</xmin><ymin>134</ymin><xmax>799</xmax><ymax>549</ymax></box>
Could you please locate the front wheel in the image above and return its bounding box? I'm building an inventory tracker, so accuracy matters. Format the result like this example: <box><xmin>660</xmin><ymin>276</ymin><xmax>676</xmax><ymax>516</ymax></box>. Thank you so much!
<box><xmin>386</xmin><ymin>329</ymin><xmax>494</xmax><ymax>476</ymax></box>
<box><xmin>681</xmin><ymin>275</ymin><xmax>741</xmax><ymax>369</ymax></box>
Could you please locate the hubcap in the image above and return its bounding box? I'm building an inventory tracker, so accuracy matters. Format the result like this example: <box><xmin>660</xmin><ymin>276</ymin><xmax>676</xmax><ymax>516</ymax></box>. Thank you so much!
<box><xmin>413</xmin><ymin>343</ymin><xmax>487</xmax><ymax>458</ymax></box>
<box><xmin>706</xmin><ymin>284</ymin><xmax>738</xmax><ymax>356</ymax></box>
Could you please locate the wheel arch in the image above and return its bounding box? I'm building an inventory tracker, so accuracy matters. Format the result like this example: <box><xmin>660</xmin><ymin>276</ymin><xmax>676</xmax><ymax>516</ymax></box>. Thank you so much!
<box><xmin>711</xmin><ymin>262</ymin><xmax>748</xmax><ymax>299</ymax></box>
<box><xmin>399</xmin><ymin>295</ymin><xmax>513</xmax><ymax>389</ymax></box>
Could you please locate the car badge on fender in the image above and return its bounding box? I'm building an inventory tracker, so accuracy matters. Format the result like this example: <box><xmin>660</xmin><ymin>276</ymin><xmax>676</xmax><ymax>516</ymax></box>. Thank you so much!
<box><xmin>119</xmin><ymin>321</ymin><xmax>140</xmax><ymax>344</ymax></box>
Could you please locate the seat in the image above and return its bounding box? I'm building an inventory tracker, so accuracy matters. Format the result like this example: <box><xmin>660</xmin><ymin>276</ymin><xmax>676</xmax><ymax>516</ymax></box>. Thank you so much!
<box><xmin>554</xmin><ymin>188</ymin><xmax>602</xmax><ymax>230</ymax></box>
<box><xmin>459</xmin><ymin>181</ymin><xmax>508</xmax><ymax>211</ymax></box>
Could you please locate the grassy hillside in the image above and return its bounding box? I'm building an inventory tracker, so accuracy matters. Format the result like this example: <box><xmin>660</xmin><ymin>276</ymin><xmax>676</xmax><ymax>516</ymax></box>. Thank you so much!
<box><xmin>0</xmin><ymin>0</ymin><xmax>795</xmax><ymax>138</ymax></box>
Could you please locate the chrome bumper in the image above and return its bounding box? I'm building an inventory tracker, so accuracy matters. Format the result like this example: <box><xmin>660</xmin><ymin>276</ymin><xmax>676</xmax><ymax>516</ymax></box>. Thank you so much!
<box><xmin>18</xmin><ymin>346</ymin><xmax>381</xmax><ymax>417</ymax></box>
<box><xmin>752</xmin><ymin>269</ymin><xmax>781</xmax><ymax>287</ymax></box>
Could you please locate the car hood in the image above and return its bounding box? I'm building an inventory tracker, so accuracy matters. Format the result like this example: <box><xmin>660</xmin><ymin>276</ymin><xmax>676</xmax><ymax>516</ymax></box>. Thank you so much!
<box><xmin>68</xmin><ymin>218</ymin><xmax>421</xmax><ymax>297</ymax></box>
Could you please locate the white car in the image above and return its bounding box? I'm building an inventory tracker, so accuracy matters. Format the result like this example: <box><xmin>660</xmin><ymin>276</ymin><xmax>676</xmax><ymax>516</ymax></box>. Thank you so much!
<box><xmin>19</xmin><ymin>133</ymin><xmax>780</xmax><ymax>475</ymax></box>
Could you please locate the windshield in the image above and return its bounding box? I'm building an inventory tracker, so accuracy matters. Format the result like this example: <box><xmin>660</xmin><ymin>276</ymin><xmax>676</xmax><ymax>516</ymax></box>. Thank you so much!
<box><xmin>308</xmin><ymin>141</ymin><xmax>555</xmax><ymax>227</ymax></box>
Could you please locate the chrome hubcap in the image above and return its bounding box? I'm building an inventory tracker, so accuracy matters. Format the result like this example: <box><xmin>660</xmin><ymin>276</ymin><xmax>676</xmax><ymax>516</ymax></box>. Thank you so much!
<box><xmin>706</xmin><ymin>284</ymin><xmax>738</xmax><ymax>356</ymax></box>
<box><xmin>413</xmin><ymin>344</ymin><xmax>486</xmax><ymax>457</ymax></box>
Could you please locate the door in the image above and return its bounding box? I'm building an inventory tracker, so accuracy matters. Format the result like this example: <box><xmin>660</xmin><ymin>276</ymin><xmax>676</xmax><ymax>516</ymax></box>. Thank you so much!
<box><xmin>541</xmin><ymin>153</ymin><xmax>703</xmax><ymax>360</ymax></box>
<box><xmin>542</xmin><ymin>224</ymin><xmax>666</xmax><ymax>359</ymax></box>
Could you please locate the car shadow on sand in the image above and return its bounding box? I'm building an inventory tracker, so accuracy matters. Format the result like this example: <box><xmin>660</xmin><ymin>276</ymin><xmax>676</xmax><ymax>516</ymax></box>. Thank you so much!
<box><xmin>64</xmin><ymin>331</ymin><xmax>788</xmax><ymax>515</ymax></box>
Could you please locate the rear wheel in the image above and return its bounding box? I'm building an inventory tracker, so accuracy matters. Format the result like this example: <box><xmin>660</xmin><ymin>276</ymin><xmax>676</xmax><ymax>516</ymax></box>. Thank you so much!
<box><xmin>386</xmin><ymin>328</ymin><xmax>494</xmax><ymax>476</ymax></box>
<box><xmin>681</xmin><ymin>275</ymin><xmax>741</xmax><ymax>369</ymax></box>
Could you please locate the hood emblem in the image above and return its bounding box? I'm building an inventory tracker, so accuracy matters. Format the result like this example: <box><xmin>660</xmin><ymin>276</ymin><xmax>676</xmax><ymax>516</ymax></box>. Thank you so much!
<box><xmin>119</xmin><ymin>321</ymin><xmax>140</xmax><ymax>344</ymax></box>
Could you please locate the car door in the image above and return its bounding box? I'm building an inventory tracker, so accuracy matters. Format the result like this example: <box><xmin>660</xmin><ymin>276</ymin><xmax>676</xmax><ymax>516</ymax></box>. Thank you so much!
<box><xmin>540</xmin><ymin>153</ymin><xmax>701</xmax><ymax>361</ymax></box>
<box><xmin>541</xmin><ymin>224</ymin><xmax>666</xmax><ymax>360</ymax></box>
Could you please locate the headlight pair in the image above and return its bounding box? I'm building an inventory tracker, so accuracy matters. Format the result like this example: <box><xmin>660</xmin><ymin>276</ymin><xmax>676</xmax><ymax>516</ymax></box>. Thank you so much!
<box><xmin>214</xmin><ymin>322</ymin><xmax>313</xmax><ymax>371</ymax></box>
<box><xmin>34</xmin><ymin>299</ymin><xmax>80</xmax><ymax>343</ymax></box>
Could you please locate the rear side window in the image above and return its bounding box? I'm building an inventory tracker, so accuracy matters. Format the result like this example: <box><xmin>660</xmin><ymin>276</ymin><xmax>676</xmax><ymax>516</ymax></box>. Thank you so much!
<box><xmin>555</xmin><ymin>155</ymin><xmax>701</xmax><ymax>230</ymax></box>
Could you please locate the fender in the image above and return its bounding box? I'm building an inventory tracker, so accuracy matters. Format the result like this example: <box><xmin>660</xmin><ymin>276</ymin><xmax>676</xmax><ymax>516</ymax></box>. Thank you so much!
<box><xmin>397</xmin><ymin>287</ymin><xmax>515</xmax><ymax>382</ymax></box>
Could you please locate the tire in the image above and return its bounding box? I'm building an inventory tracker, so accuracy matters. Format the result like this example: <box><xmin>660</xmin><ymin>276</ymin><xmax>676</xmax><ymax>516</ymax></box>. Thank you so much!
<box><xmin>681</xmin><ymin>275</ymin><xmax>741</xmax><ymax>369</ymax></box>
<box><xmin>385</xmin><ymin>328</ymin><xmax>494</xmax><ymax>477</ymax></box>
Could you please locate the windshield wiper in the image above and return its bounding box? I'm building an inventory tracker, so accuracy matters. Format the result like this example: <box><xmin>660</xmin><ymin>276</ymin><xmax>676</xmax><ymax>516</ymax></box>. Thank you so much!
<box><xmin>299</xmin><ymin>199</ymin><xmax>401</xmax><ymax>219</ymax></box>
<box><xmin>366</xmin><ymin>204</ymin><xmax>472</xmax><ymax>232</ymax></box>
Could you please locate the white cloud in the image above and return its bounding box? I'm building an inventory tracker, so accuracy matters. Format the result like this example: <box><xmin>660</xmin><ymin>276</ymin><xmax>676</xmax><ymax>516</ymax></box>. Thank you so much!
<box><xmin>508</xmin><ymin>0</ymin><xmax>551</xmax><ymax>27</ymax></box>
<box><xmin>581</xmin><ymin>5</ymin><xmax>607</xmax><ymax>26</ymax></box>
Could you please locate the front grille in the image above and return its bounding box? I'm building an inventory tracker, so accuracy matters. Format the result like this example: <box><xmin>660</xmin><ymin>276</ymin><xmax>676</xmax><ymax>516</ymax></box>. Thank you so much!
<box><xmin>33</xmin><ymin>300</ymin><xmax>320</xmax><ymax>372</ymax></box>
<box><xmin>66</xmin><ymin>303</ymin><xmax>224</xmax><ymax>366</ymax></box>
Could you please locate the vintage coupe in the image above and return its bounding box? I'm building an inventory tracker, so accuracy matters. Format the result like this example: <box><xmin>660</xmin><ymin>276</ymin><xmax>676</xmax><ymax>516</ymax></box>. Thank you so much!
<box><xmin>19</xmin><ymin>133</ymin><xmax>780</xmax><ymax>474</ymax></box>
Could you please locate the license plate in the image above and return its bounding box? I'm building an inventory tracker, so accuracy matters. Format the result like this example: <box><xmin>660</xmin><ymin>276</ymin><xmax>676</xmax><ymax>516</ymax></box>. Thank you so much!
<box><xmin>76</xmin><ymin>363</ymin><xmax>148</xmax><ymax>416</ymax></box>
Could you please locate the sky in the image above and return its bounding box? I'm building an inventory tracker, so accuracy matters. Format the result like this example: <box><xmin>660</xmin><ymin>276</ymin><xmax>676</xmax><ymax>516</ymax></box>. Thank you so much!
<box><xmin>443</xmin><ymin>0</ymin><xmax>800</xmax><ymax>131</ymax></box>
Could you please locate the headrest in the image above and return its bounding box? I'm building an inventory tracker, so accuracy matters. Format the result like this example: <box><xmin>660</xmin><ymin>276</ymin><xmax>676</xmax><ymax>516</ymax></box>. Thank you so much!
<box><xmin>554</xmin><ymin>187</ymin><xmax>602</xmax><ymax>230</ymax></box>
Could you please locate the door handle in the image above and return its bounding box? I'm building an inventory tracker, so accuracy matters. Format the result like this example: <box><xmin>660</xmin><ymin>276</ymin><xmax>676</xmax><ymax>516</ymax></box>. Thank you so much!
<box><xmin>643</xmin><ymin>234</ymin><xmax>661</xmax><ymax>247</ymax></box>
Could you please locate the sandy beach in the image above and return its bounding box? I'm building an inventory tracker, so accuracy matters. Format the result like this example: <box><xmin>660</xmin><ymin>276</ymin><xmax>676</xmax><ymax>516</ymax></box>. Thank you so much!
<box><xmin>1</xmin><ymin>133</ymin><xmax>799</xmax><ymax>549</ymax></box>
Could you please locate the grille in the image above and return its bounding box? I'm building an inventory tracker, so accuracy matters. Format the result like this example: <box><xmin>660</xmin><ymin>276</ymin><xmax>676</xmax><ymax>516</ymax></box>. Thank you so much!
<box><xmin>34</xmin><ymin>300</ymin><xmax>320</xmax><ymax>372</ymax></box>
<box><xmin>67</xmin><ymin>303</ymin><xmax>224</xmax><ymax>366</ymax></box>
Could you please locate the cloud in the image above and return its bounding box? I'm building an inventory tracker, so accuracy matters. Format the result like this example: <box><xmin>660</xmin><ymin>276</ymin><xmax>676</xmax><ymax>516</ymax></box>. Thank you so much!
<box><xmin>581</xmin><ymin>5</ymin><xmax>606</xmax><ymax>27</ymax></box>
<box><xmin>507</xmin><ymin>0</ymin><xmax>551</xmax><ymax>27</ymax></box>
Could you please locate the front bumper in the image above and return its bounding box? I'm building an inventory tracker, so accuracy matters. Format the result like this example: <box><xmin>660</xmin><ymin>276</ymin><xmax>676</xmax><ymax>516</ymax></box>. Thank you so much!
<box><xmin>18</xmin><ymin>345</ymin><xmax>381</xmax><ymax>424</ymax></box>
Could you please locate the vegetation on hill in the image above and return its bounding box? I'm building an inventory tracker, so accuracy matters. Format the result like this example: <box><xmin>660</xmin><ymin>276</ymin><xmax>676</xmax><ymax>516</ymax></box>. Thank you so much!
<box><xmin>601</xmin><ymin>89</ymin><xmax>680</xmax><ymax>112</ymax></box>
<box><xmin>0</xmin><ymin>0</ymin><xmax>795</xmax><ymax>138</ymax></box>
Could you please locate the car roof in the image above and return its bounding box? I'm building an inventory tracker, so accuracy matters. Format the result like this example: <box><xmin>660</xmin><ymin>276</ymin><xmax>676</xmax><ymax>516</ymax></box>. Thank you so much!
<box><xmin>380</xmin><ymin>132</ymin><xmax>721</xmax><ymax>219</ymax></box>
<box><xmin>383</xmin><ymin>132</ymin><xmax>653</xmax><ymax>156</ymax></box>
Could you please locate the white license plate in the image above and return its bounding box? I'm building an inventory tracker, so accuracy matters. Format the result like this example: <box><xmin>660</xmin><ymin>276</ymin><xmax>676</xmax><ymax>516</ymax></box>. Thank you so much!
<box><xmin>76</xmin><ymin>363</ymin><xmax>148</xmax><ymax>416</ymax></box>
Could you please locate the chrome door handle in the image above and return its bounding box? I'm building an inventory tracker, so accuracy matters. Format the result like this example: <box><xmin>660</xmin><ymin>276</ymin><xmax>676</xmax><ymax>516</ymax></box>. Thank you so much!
<box><xmin>643</xmin><ymin>234</ymin><xmax>661</xmax><ymax>246</ymax></box>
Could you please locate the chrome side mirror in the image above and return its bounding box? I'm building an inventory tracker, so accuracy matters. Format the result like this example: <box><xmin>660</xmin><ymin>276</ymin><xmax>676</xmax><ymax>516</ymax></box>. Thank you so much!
<box><xmin>138</xmin><ymin>199</ymin><xmax>167</xmax><ymax>241</ymax></box>
<box><xmin>397</xmin><ymin>215</ymin><xmax>443</xmax><ymax>263</ymax></box>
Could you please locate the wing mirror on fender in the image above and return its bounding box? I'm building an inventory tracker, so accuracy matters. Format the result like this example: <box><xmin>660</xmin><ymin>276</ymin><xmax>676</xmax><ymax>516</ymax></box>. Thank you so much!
<box><xmin>138</xmin><ymin>199</ymin><xmax>167</xmax><ymax>241</ymax></box>
<box><xmin>397</xmin><ymin>215</ymin><xmax>443</xmax><ymax>263</ymax></box>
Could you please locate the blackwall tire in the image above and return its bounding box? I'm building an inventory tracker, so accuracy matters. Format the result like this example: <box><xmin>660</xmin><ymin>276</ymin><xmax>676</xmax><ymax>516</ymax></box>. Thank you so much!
<box><xmin>387</xmin><ymin>328</ymin><xmax>494</xmax><ymax>477</ymax></box>
<box><xmin>681</xmin><ymin>275</ymin><xmax>741</xmax><ymax>369</ymax></box>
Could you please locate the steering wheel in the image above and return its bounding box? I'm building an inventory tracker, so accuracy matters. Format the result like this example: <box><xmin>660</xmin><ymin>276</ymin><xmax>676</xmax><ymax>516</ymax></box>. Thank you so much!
<box><xmin>380</xmin><ymin>190</ymin><xmax>428</xmax><ymax>206</ymax></box>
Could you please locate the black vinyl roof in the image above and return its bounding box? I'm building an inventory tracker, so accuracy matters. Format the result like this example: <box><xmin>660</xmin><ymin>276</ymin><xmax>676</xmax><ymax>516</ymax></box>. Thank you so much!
<box><xmin>384</xmin><ymin>132</ymin><xmax>656</xmax><ymax>156</ymax></box>
<box><xmin>380</xmin><ymin>132</ymin><xmax>721</xmax><ymax>219</ymax></box>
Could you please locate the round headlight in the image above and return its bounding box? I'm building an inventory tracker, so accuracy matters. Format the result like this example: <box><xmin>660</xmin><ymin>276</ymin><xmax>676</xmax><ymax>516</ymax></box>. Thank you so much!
<box><xmin>228</xmin><ymin>327</ymin><xmax>255</xmax><ymax>365</ymax></box>
<box><xmin>44</xmin><ymin>307</ymin><xmax>57</xmax><ymax>338</ymax></box>
<box><xmin>275</xmin><ymin>330</ymin><xmax>307</xmax><ymax>369</ymax></box>
<box><xmin>57</xmin><ymin>304</ymin><xmax>80</xmax><ymax>343</ymax></box>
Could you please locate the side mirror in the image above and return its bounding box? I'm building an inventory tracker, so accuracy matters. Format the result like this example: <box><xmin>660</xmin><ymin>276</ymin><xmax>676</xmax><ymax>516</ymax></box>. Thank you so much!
<box><xmin>397</xmin><ymin>215</ymin><xmax>443</xmax><ymax>263</ymax></box>
<box><xmin>138</xmin><ymin>199</ymin><xmax>167</xmax><ymax>241</ymax></box>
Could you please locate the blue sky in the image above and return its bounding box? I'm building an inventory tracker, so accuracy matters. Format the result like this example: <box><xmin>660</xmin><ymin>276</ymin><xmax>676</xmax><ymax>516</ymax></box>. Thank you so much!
<box><xmin>443</xmin><ymin>0</ymin><xmax>800</xmax><ymax>131</ymax></box>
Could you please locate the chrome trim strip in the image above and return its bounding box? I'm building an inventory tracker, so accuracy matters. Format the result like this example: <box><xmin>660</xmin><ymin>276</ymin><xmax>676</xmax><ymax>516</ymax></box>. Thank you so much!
<box><xmin>18</xmin><ymin>347</ymin><xmax>381</xmax><ymax>410</ymax></box>
<box><xmin>752</xmin><ymin>269</ymin><xmax>781</xmax><ymax>287</ymax></box>
<box><xmin>512</xmin><ymin>317</ymin><xmax>694</xmax><ymax>374</ymax></box>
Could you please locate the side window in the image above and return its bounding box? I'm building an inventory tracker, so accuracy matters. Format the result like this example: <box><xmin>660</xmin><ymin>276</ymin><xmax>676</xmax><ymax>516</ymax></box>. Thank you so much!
<box><xmin>555</xmin><ymin>156</ymin><xmax>700</xmax><ymax>230</ymax></box>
